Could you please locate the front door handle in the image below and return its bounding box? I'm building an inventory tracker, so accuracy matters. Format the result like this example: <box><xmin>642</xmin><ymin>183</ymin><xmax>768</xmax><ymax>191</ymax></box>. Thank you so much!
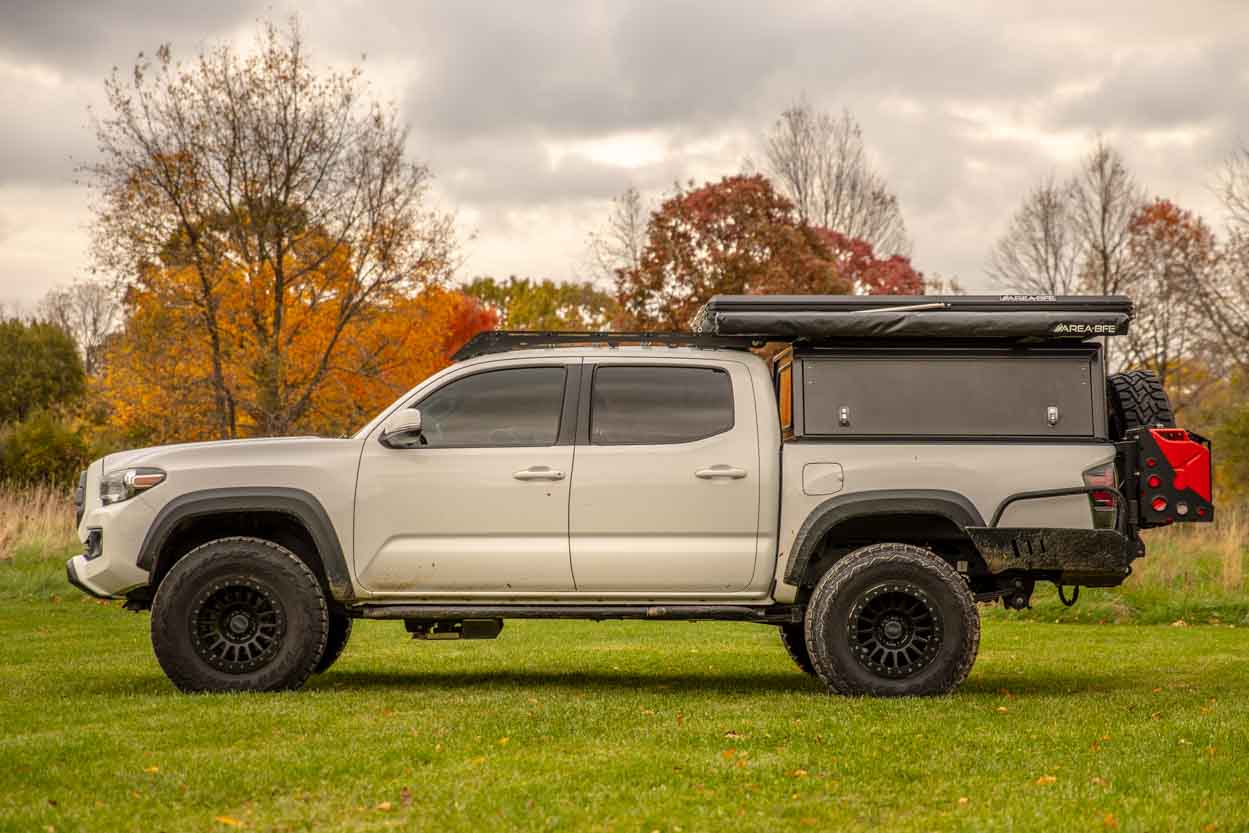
<box><xmin>513</xmin><ymin>466</ymin><xmax>565</xmax><ymax>481</ymax></box>
<box><xmin>695</xmin><ymin>465</ymin><xmax>748</xmax><ymax>480</ymax></box>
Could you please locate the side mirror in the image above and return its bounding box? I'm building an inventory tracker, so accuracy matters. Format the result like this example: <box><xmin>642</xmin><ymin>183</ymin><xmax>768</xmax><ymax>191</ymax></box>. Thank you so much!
<box><xmin>380</xmin><ymin>409</ymin><xmax>424</xmax><ymax>448</ymax></box>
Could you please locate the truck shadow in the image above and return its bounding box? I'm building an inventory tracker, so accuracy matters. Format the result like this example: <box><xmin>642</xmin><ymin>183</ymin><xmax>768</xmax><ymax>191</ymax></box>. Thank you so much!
<box><xmin>313</xmin><ymin>667</ymin><xmax>1143</xmax><ymax>697</ymax></box>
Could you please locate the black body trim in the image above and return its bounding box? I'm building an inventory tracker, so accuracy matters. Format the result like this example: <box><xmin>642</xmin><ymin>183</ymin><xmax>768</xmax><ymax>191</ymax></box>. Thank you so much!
<box><xmin>136</xmin><ymin>487</ymin><xmax>354</xmax><ymax>600</ymax></box>
<box><xmin>783</xmin><ymin>489</ymin><xmax>985</xmax><ymax>586</ymax></box>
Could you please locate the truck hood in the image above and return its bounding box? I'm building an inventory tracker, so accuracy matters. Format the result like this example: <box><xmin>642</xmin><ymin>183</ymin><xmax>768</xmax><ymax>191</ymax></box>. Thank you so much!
<box><xmin>102</xmin><ymin>436</ymin><xmax>339</xmax><ymax>472</ymax></box>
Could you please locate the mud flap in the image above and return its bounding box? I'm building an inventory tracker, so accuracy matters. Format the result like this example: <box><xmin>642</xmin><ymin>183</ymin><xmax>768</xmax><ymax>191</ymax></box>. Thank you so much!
<box><xmin>965</xmin><ymin>527</ymin><xmax>1139</xmax><ymax>587</ymax></box>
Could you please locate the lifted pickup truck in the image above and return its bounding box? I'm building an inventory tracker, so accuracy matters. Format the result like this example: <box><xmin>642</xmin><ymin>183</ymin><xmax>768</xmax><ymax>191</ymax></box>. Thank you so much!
<box><xmin>67</xmin><ymin>294</ymin><xmax>1214</xmax><ymax>696</ymax></box>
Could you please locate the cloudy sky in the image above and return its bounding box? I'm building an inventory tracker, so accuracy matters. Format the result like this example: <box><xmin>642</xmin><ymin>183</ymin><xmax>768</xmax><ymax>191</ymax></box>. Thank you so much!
<box><xmin>2</xmin><ymin>0</ymin><xmax>1248</xmax><ymax>309</ymax></box>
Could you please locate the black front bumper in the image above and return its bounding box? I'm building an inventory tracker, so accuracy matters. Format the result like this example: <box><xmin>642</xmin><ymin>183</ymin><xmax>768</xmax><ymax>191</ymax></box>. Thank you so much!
<box><xmin>66</xmin><ymin>557</ymin><xmax>109</xmax><ymax>599</ymax></box>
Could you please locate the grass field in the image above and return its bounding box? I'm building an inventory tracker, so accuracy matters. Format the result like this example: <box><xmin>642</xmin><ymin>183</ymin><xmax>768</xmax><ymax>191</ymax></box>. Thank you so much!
<box><xmin>2</xmin><ymin>486</ymin><xmax>1247</xmax><ymax>832</ymax></box>
<box><xmin>2</xmin><ymin>600</ymin><xmax>1247</xmax><ymax>833</ymax></box>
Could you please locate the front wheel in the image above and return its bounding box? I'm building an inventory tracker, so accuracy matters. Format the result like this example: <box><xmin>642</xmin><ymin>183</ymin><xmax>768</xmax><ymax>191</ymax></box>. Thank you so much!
<box><xmin>804</xmin><ymin>543</ymin><xmax>979</xmax><ymax>697</ymax></box>
<box><xmin>151</xmin><ymin>537</ymin><xmax>329</xmax><ymax>693</ymax></box>
<box><xmin>779</xmin><ymin>622</ymin><xmax>815</xmax><ymax>675</ymax></box>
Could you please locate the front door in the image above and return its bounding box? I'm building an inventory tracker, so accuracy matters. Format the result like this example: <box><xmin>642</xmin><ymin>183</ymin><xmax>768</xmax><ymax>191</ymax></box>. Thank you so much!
<box><xmin>568</xmin><ymin>360</ymin><xmax>762</xmax><ymax>593</ymax></box>
<box><xmin>354</xmin><ymin>360</ymin><xmax>578</xmax><ymax>594</ymax></box>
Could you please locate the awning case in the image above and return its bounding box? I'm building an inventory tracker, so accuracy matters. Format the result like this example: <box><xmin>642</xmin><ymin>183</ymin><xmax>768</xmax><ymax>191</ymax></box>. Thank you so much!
<box><xmin>691</xmin><ymin>294</ymin><xmax>1132</xmax><ymax>341</ymax></box>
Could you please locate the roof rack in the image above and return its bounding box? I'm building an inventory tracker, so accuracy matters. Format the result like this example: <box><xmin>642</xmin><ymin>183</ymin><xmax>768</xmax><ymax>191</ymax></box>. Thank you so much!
<box><xmin>452</xmin><ymin>330</ymin><xmax>761</xmax><ymax>361</ymax></box>
<box><xmin>692</xmin><ymin>294</ymin><xmax>1133</xmax><ymax>341</ymax></box>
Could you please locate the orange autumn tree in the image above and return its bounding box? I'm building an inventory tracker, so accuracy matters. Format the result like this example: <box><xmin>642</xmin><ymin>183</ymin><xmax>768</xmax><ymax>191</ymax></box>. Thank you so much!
<box><xmin>103</xmin><ymin>252</ymin><xmax>493</xmax><ymax>442</ymax></box>
<box><xmin>85</xmin><ymin>19</ymin><xmax>478</xmax><ymax>441</ymax></box>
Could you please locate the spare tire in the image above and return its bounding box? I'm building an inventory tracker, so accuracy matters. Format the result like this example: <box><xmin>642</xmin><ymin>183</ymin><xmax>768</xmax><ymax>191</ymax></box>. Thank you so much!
<box><xmin>1107</xmin><ymin>370</ymin><xmax>1175</xmax><ymax>439</ymax></box>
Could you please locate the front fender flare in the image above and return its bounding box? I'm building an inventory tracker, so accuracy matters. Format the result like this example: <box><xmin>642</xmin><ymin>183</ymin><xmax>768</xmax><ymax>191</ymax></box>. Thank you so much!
<box><xmin>136</xmin><ymin>487</ymin><xmax>355</xmax><ymax>600</ymax></box>
<box><xmin>783</xmin><ymin>489</ymin><xmax>984</xmax><ymax>586</ymax></box>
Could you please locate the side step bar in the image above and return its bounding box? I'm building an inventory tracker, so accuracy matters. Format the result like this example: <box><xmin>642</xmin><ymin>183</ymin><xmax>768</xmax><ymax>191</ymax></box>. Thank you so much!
<box><xmin>352</xmin><ymin>604</ymin><xmax>803</xmax><ymax>625</ymax></box>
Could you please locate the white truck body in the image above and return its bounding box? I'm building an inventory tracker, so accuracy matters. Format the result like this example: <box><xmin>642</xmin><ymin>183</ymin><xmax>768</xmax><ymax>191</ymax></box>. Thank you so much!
<box><xmin>70</xmin><ymin>345</ymin><xmax>1108</xmax><ymax>605</ymax></box>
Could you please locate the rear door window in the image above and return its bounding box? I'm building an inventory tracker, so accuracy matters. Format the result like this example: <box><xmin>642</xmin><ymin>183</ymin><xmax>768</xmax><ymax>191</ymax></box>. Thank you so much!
<box><xmin>590</xmin><ymin>365</ymin><xmax>734</xmax><ymax>445</ymax></box>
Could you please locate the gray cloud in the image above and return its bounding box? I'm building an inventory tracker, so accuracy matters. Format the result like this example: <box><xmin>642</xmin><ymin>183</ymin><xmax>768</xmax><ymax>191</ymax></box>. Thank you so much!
<box><xmin>3</xmin><ymin>0</ymin><xmax>1249</xmax><ymax>305</ymax></box>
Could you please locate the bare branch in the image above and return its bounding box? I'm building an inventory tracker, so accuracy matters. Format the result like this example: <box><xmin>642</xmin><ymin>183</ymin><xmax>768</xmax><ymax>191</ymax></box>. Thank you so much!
<box><xmin>764</xmin><ymin>102</ymin><xmax>910</xmax><ymax>256</ymax></box>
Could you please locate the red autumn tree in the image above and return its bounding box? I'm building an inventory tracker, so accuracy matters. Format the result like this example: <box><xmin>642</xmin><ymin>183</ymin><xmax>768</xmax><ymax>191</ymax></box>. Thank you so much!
<box><xmin>613</xmin><ymin>175</ymin><xmax>851</xmax><ymax>330</ymax></box>
<box><xmin>815</xmin><ymin>228</ymin><xmax>924</xmax><ymax>295</ymax></box>
<box><xmin>1121</xmin><ymin>198</ymin><xmax>1218</xmax><ymax>414</ymax></box>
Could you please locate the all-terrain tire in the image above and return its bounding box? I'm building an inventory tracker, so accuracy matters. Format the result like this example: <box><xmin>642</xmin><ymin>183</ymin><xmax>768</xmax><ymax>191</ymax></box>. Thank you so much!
<box><xmin>1107</xmin><ymin>370</ymin><xmax>1175</xmax><ymax>439</ymax></box>
<box><xmin>151</xmin><ymin>536</ymin><xmax>329</xmax><ymax>693</ymax></box>
<box><xmin>779</xmin><ymin>623</ymin><xmax>815</xmax><ymax>675</ymax></box>
<box><xmin>804</xmin><ymin>543</ymin><xmax>979</xmax><ymax>697</ymax></box>
<box><xmin>314</xmin><ymin>609</ymin><xmax>353</xmax><ymax>674</ymax></box>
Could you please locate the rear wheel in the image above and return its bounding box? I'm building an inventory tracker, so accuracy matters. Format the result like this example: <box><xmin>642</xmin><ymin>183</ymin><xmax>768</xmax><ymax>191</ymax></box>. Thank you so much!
<box><xmin>1107</xmin><ymin>369</ymin><xmax>1175</xmax><ymax>439</ymax></box>
<box><xmin>779</xmin><ymin>622</ymin><xmax>815</xmax><ymax>675</ymax></box>
<box><xmin>804</xmin><ymin>543</ymin><xmax>979</xmax><ymax>697</ymax></box>
<box><xmin>151</xmin><ymin>537</ymin><xmax>328</xmax><ymax>693</ymax></box>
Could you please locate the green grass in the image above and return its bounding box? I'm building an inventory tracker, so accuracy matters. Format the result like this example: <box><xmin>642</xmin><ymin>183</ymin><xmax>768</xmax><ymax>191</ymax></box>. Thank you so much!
<box><xmin>2</xmin><ymin>599</ymin><xmax>1247</xmax><ymax>833</ymax></box>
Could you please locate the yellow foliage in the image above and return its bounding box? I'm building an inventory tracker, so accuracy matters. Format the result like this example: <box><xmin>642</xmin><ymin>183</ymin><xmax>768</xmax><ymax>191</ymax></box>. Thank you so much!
<box><xmin>100</xmin><ymin>245</ymin><xmax>491</xmax><ymax>443</ymax></box>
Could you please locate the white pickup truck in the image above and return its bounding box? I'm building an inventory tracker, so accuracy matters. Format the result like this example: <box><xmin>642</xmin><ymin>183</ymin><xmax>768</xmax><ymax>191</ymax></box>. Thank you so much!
<box><xmin>67</xmin><ymin>295</ymin><xmax>1214</xmax><ymax>696</ymax></box>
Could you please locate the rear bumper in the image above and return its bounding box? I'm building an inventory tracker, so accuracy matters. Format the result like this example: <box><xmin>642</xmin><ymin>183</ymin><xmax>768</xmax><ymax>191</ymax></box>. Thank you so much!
<box><xmin>966</xmin><ymin>526</ymin><xmax>1142</xmax><ymax>587</ymax></box>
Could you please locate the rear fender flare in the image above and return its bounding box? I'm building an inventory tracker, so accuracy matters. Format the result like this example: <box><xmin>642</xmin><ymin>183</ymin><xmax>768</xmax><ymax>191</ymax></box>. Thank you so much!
<box><xmin>783</xmin><ymin>489</ymin><xmax>984</xmax><ymax>586</ymax></box>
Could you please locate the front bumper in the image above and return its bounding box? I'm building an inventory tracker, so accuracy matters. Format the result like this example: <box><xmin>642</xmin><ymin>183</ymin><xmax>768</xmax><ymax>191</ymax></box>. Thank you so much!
<box><xmin>66</xmin><ymin>556</ymin><xmax>111</xmax><ymax>599</ymax></box>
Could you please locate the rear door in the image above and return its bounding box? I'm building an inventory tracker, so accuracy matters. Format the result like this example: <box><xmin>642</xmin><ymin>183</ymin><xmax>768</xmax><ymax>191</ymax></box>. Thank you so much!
<box><xmin>568</xmin><ymin>359</ymin><xmax>761</xmax><ymax>593</ymax></box>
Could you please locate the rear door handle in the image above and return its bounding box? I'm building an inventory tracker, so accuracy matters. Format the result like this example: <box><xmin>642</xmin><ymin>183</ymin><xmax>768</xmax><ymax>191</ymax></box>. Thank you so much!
<box><xmin>695</xmin><ymin>465</ymin><xmax>748</xmax><ymax>480</ymax></box>
<box><xmin>513</xmin><ymin>466</ymin><xmax>565</xmax><ymax>481</ymax></box>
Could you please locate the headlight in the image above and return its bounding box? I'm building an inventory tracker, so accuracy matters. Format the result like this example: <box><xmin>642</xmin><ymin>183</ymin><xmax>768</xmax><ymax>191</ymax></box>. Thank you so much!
<box><xmin>100</xmin><ymin>468</ymin><xmax>166</xmax><ymax>505</ymax></box>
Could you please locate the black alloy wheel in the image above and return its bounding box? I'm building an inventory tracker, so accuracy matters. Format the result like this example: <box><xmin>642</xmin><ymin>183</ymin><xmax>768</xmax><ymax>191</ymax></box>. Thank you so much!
<box><xmin>848</xmin><ymin>582</ymin><xmax>942</xmax><ymax>679</ymax></box>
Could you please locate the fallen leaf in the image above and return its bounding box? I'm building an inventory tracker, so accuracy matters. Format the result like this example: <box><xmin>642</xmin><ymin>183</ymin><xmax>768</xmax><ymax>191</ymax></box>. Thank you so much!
<box><xmin>1171</xmin><ymin>619</ymin><xmax>1188</xmax><ymax>627</ymax></box>
<box><xmin>1091</xmin><ymin>776</ymin><xmax>1110</xmax><ymax>788</ymax></box>
<box><xmin>722</xmin><ymin>749</ymin><xmax>737</xmax><ymax>759</ymax></box>
<box><xmin>640</xmin><ymin>708</ymin><xmax>655</xmax><ymax>716</ymax></box>
<box><xmin>376</xmin><ymin>802</ymin><xmax>393</xmax><ymax>812</ymax></box>
<box><xmin>800</xmin><ymin>818</ymin><xmax>817</xmax><ymax>826</ymax></box>
<box><xmin>676</xmin><ymin>712</ymin><xmax>685</xmax><ymax>727</ymax></box>
<box><xmin>1036</xmin><ymin>775</ymin><xmax>1057</xmax><ymax>786</ymax></box>
<box><xmin>735</xmin><ymin>759</ymin><xmax>749</xmax><ymax>769</ymax></box>
<box><xmin>958</xmin><ymin>797</ymin><xmax>970</xmax><ymax>806</ymax></box>
<box><xmin>143</xmin><ymin>766</ymin><xmax>160</xmax><ymax>774</ymax></box>
<box><xmin>1104</xmin><ymin>812</ymin><xmax>1119</xmax><ymax>829</ymax></box>
<box><xmin>788</xmin><ymin>769</ymin><xmax>808</xmax><ymax>778</ymax></box>
<box><xmin>213</xmin><ymin>817</ymin><xmax>243</xmax><ymax>828</ymax></box>
<box><xmin>497</xmin><ymin>737</ymin><xmax>510</xmax><ymax>746</ymax></box>
<box><xmin>1204</xmin><ymin>823</ymin><xmax>1218</xmax><ymax>832</ymax></box>
<box><xmin>724</xmin><ymin>730</ymin><xmax>742</xmax><ymax>739</ymax></box>
<box><xmin>996</xmin><ymin>706</ymin><xmax>1009</xmax><ymax>714</ymax></box>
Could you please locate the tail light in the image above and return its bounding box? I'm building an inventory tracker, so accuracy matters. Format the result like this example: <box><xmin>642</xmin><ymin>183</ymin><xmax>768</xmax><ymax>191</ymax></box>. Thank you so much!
<box><xmin>1082</xmin><ymin>461</ymin><xmax>1118</xmax><ymax>529</ymax></box>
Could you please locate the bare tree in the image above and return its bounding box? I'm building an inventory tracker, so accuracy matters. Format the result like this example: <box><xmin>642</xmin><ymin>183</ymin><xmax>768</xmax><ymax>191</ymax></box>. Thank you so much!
<box><xmin>586</xmin><ymin>186</ymin><xmax>648</xmax><ymax>287</ymax></box>
<box><xmin>82</xmin><ymin>18</ymin><xmax>455</xmax><ymax>437</ymax></box>
<box><xmin>987</xmin><ymin>177</ymin><xmax>1082</xmax><ymax>295</ymax></box>
<box><xmin>1189</xmin><ymin>145</ymin><xmax>1249</xmax><ymax>374</ymax></box>
<box><xmin>39</xmin><ymin>281</ymin><xmax>120</xmax><ymax>375</ymax></box>
<box><xmin>1218</xmin><ymin>144</ymin><xmax>1249</xmax><ymax>233</ymax></box>
<box><xmin>765</xmin><ymin>102</ymin><xmax>910</xmax><ymax>255</ymax></box>
<box><xmin>1071</xmin><ymin>138</ymin><xmax>1143</xmax><ymax>298</ymax></box>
